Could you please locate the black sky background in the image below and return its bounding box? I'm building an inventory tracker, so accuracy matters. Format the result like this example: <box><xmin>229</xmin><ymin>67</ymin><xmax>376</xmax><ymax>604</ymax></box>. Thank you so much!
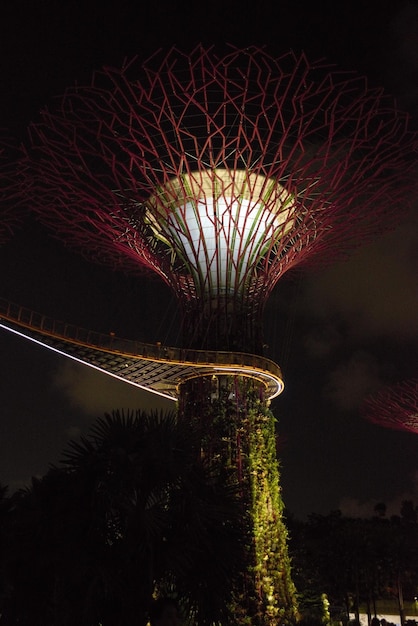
<box><xmin>0</xmin><ymin>0</ymin><xmax>417</xmax><ymax>519</ymax></box>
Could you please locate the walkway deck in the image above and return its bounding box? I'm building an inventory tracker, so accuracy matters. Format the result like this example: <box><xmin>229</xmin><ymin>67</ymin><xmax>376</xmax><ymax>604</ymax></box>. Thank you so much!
<box><xmin>0</xmin><ymin>298</ymin><xmax>284</xmax><ymax>401</ymax></box>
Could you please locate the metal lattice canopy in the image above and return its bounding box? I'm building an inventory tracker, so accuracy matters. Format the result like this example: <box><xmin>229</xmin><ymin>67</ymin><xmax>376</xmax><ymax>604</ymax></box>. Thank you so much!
<box><xmin>22</xmin><ymin>45</ymin><xmax>416</xmax><ymax>350</ymax></box>
<box><xmin>363</xmin><ymin>379</ymin><xmax>418</xmax><ymax>435</ymax></box>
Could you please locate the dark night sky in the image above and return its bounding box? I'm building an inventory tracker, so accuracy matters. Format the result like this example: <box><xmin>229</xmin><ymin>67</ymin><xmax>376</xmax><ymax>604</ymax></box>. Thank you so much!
<box><xmin>0</xmin><ymin>0</ymin><xmax>417</xmax><ymax>519</ymax></box>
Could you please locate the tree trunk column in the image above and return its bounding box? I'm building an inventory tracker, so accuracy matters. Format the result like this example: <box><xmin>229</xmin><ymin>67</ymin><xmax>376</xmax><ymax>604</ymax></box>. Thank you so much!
<box><xmin>179</xmin><ymin>375</ymin><xmax>298</xmax><ymax>625</ymax></box>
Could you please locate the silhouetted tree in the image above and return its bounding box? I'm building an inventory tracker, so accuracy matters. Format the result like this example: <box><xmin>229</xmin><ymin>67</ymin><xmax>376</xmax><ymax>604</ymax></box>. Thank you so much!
<box><xmin>288</xmin><ymin>507</ymin><xmax>418</xmax><ymax>626</ymax></box>
<box><xmin>0</xmin><ymin>410</ymin><xmax>245</xmax><ymax>625</ymax></box>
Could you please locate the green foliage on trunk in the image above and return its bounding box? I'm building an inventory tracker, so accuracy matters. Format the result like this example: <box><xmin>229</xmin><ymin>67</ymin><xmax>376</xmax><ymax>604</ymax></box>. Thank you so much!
<box><xmin>180</xmin><ymin>376</ymin><xmax>299</xmax><ymax>625</ymax></box>
<box><xmin>245</xmin><ymin>402</ymin><xmax>298</xmax><ymax>625</ymax></box>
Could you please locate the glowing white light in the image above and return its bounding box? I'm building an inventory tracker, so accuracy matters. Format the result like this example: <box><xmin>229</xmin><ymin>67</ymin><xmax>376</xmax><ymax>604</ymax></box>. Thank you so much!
<box><xmin>166</xmin><ymin>197</ymin><xmax>276</xmax><ymax>294</ymax></box>
<box><xmin>147</xmin><ymin>169</ymin><xmax>296</xmax><ymax>295</ymax></box>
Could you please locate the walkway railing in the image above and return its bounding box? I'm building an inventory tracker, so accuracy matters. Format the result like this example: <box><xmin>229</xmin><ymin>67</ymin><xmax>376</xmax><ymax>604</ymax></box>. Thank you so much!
<box><xmin>0</xmin><ymin>297</ymin><xmax>284</xmax><ymax>399</ymax></box>
<box><xmin>0</xmin><ymin>297</ymin><xmax>282</xmax><ymax>375</ymax></box>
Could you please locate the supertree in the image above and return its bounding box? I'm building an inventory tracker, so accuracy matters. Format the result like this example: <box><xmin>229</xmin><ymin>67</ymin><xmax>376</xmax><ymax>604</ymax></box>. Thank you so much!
<box><xmin>363</xmin><ymin>379</ymin><xmax>418</xmax><ymax>435</ymax></box>
<box><xmin>19</xmin><ymin>45</ymin><xmax>416</xmax><ymax>624</ymax></box>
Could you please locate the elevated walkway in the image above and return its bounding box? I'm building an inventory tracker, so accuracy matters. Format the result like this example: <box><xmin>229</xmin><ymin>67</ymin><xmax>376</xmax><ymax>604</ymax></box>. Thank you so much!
<box><xmin>0</xmin><ymin>298</ymin><xmax>284</xmax><ymax>401</ymax></box>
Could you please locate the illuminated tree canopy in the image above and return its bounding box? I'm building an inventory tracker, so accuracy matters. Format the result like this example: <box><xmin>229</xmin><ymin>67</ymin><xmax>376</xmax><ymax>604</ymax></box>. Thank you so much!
<box><xmin>363</xmin><ymin>379</ymin><xmax>418</xmax><ymax>435</ymax></box>
<box><xmin>23</xmin><ymin>45</ymin><xmax>416</xmax><ymax>303</ymax></box>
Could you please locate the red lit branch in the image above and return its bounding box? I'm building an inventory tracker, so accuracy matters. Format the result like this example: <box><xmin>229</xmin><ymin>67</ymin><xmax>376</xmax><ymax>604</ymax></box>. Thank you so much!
<box><xmin>363</xmin><ymin>379</ymin><xmax>418</xmax><ymax>435</ymax></box>
<box><xmin>0</xmin><ymin>135</ymin><xmax>25</xmax><ymax>244</ymax></box>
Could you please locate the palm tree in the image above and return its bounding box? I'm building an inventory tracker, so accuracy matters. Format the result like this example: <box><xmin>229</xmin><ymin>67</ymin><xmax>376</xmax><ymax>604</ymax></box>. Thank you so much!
<box><xmin>61</xmin><ymin>409</ymin><xmax>246</xmax><ymax>625</ymax></box>
<box><xmin>1</xmin><ymin>410</ymin><xmax>244</xmax><ymax>625</ymax></box>
<box><xmin>1</xmin><ymin>469</ymin><xmax>108</xmax><ymax>625</ymax></box>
